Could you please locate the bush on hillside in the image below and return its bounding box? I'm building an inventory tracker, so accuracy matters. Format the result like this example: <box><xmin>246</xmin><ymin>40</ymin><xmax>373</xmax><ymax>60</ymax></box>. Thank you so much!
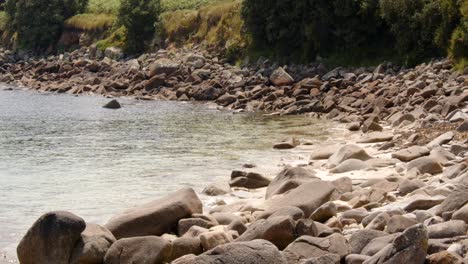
<box><xmin>449</xmin><ymin>0</ymin><xmax>468</xmax><ymax>68</ymax></box>
<box><xmin>118</xmin><ymin>0</ymin><xmax>161</xmax><ymax>53</ymax></box>
<box><xmin>5</xmin><ymin>0</ymin><xmax>88</xmax><ymax>51</ymax></box>
<box><xmin>242</xmin><ymin>0</ymin><xmax>389</xmax><ymax>63</ymax></box>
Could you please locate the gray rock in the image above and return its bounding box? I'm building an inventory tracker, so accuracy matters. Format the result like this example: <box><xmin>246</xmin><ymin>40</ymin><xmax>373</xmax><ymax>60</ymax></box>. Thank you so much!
<box><xmin>170</xmin><ymin>237</ymin><xmax>203</xmax><ymax>261</ymax></box>
<box><xmin>330</xmin><ymin>159</ymin><xmax>369</xmax><ymax>173</ymax></box>
<box><xmin>349</xmin><ymin>229</ymin><xmax>388</xmax><ymax>254</ymax></box>
<box><xmin>236</xmin><ymin>216</ymin><xmax>296</xmax><ymax>250</ymax></box>
<box><xmin>202</xmin><ymin>182</ymin><xmax>231</xmax><ymax>196</ymax></box>
<box><xmin>427</xmin><ymin>220</ymin><xmax>467</xmax><ymax>239</ymax></box>
<box><xmin>357</xmin><ymin>132</ymin><xmax>393</xmax><ymax>144</ymax></box>
<box><xmin>361</xmin><ymin>234</ymin><xmax>396</xmax><ymax>256</ymax></box>
<box><xmin>406</xmin><ymin>157</ymin><xmax>443</xmax><ymax>175</ymax></box>
<box><xmin>392</xmin><ymin>146</ymin><xmax>430</xmax><ymax>162</ymax></box>
<box><xmin>274</xmin><ymin>138</ymin><xmax>300</xmax><ymax>149</ymax></box>
<box><xmin>17</xmin><ymin>211</ymin><xmax>86</xmax><ymax>264</ymax></box>
<box><xmin>435</xmin><ymin>176</ymin><xmax>468</xmax><ymax>216</ymax></box>
<box><xmin>328</xmin><ymin>145</ymin><xmax>372</xmax><ymax>168</ymax></box>
<box><xmin>385</xmin><ymin>215</ymin><xmax>419</xmax><ymax>234</ymax></box>
<box><xmin>345</xmin><ymin>254</ymin><xmax>371</xmax><ymax>264</ymax></box>
<box><xmin>270</xmin><ymin>67</ymin><xmax>294</xmax><ymax>86</ymax></box>
<box><xmin>172</xmin><ymin>239</ymin><xmax>287</xmax><ymax>264</ymax></box>
<box><xmin>149</xmin><ymin>58</ymin><xmax>179</xmax><ymax>77</ymax></box>
<box><xmin>229</xmin><ymin>171</ymin><xmax>271</xmax><ymax>189</ymax></box>
<box><xmin>427</xmin><ymin>132</ymin><xmax>455</xmax><ymax>148</ymax></box>
<box><xmin>105</xmin><ymin>188</ymin><xmax>202</xmax><ymax>239</ymax></box>
<box><xmin>310</xmin><ymin>145</ymin><xmax>342</xmax><ymax>160</ymax></box>
<box><xmin>70</xmin><ymin>224</ymin><xmax>116</xmax><ymax>264</ymax></box>
<box><xmin>365</xmin><ymin>212</ymin><xmax>390</xmax><ymax>231</ymax></box>
<box><xmin>299</xmin><ymin>254</ymin><xmax>341</xmax><ymax>264</ymax></box>
<box><xmin>310</xmin><ymin>202</ymin><xmax>337</xmax><ymax>223</ymax></box>
<box><xmin>452</xmin><ymin>203</ymin><xmax>468</xmax><ymax>223</ymax></box>
<box><xmin>200</xmin><ymin>231</ymin><xmax>234</xmax><ymax>250</ymax></box>
<box><xmin>283</xmin><ymin>234</ymin><xmax>350</xmax><ymax>263</ymax></box>
<box><xmin>103</xmin><ymin>236</ymin><xmax>172</xmax><ymax>264</ymax></box>
<box><xmin>363</xmin><ymin>224</ymin><xmax>428</xmax><ymax>264</ymax></box>
<box><xmin>266</xmin><ymin>166</ymin><xmax>318</xmax><ymax>199</ymax></box>
<box><xmin>398</xmin><ymin>179</ymin><xmax>426</xmax><ymax>195</ymax></box>
<box><xmin>256</xmin><ymin>206</ymin><xmax>305</xmax><ymax>221</ymax></box>
<box><xmin>264</xmin><ymin>180</ymin><xmax>336</xmax><ymax>217</ymax></box>
<box><xmin>104</xmin><ymin>47</ymin><xmax>123</xmax><ymax>60</ymax></box>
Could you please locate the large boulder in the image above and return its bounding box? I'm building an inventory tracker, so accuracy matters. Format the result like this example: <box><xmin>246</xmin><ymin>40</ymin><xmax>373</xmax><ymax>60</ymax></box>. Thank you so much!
<box><xmin>363</xmin><ymin>224</ymin><xmax>428</xmax><ymax>264</ymax></box>
<box><xmin>263</xmin><ymin>180</ymin><xmax>336</xmax><ymax>217</ymax></box>
<box><xmin>310</xmin><ymin>145</ymin><xmax>342</xmax><ymax>160</ymax></box>
<box><xmin>103</xmin><ymin>236</ymin><xmax>172</xmax><ymax>264</ymax></box>
<box><xmin>149</xmin><ymin>58</ymin><xmax>179</xmax><ymax>77</ymax></box>
<box><xmin>328</xmin><ymin>145</ymin><xmax>371</xmax><ymax>168</ymax></box>
<box><xmin>17</xmin><ymin>211</ymin><xmax>86</xmax><ymax>264</ymax></box>
<box><xmin>200</xmin><ymin>231</ymin><xmax>234</xmax><ymax>251</ymax></box>
<box><xmin>282</xmin><ymin>234</ymin><xmax>350</xmax><ymax>263</ymax></box>
<box><xmin>266</xmin><ymin>167</ymin><xmax>319</xmax><ymax>199</ymax></box>
<box><xmin>427</xmin><ymin>220</ymin><xmax>467</xmax><ymax>239</ymax></box>
<box><xmin>70</xmin><ymin>224</ymin><xmax>116</xmax><ymax>264</ymax></box>
<box><xmin>270</xmin><ymin>67</ymin><xmax>294</xmax><ymax>86</ymax></box>
<box><xmin>172</xmin><ymin>239</ymin><xmax>287</xmax><ymax>264</ymax></box>
<box><xmin>329</xmin><ymin>159</ymin><xmax>369</xmax><ymax>173</ymax></box>
<box><xmin>349</xmin><ymin>229</ymin><xmax>388</xmax><ymax>254</ymax></box>
<box><xmin>103</xmin><ymin>99</ymin><xmax>121</xmax><ymax>109</ymax></box>
<box><xmin>104</xmin><ymin>47</ymin><xmax>123</xmax><ymax>60</ymax></box>
<box><xmin>105</xmin><ymin>188</ymin><xmax>202</xmax><ymax>239</ymax></box>
<box><xmin>236</xmin><ymin>216</ymin><xmax>296</xmax><ymax>250</ymax></box>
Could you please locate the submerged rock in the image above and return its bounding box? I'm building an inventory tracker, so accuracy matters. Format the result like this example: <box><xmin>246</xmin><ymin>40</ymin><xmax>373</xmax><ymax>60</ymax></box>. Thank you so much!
<box><xmin>103</xmin><ymin>99</ymin><xmax>121</xmax><ymax>109</ymax></box>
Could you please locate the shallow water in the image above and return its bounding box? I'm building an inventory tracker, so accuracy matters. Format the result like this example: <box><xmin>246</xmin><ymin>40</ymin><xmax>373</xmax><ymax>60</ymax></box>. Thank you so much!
<box><xmin>0</xmin><ymin>88</ymin><xmax>331</xmax><ymax>261</ymax></box>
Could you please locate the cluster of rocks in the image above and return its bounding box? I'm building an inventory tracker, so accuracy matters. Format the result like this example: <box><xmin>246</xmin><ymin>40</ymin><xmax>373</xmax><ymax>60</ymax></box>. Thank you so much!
<box><xmin>3</xmin><ymin>45</ymin><xmax>467</xmax><ymax>263</ymax></box>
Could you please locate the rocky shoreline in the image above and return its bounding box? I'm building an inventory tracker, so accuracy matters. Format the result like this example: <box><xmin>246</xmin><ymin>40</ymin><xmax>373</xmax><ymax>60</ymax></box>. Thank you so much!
<box><xmin>2</xmin><ymin>46</ymin><xmax>468</xmax><ymax>263</ymax></box>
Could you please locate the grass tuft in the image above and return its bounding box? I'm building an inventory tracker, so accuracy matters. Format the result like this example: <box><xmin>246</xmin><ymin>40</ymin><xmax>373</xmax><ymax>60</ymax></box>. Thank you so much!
<box><xmin>65</xmin><ymin>13</ymin><xmax>116</xmax><ymax>31</ymax></box>
<box><xmin>0</xmin><ymin>11</ymin><xmax>9</xmax><ymax>32</ymax></box>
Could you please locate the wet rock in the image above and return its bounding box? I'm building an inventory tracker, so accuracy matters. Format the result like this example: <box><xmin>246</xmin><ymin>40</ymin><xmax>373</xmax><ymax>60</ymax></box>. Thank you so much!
<box><xmin>105</xmin><ymin>188</ymin><xmax>202</xmax><ymax>239</ymax></box>
<box><xmin>17</xmin><ymin>211</ymin><xmax>86</xmax><ymax>264</ymax></box>
<box><xmin>103</xmin><ymin>99</ymin><xmax>121</xmax><ymax>109</ymax></box>
<box><xmin>216</xmin><ymin>93</ymin><xmax>237</xmax><ymax>106</ymax></box>
<box><xmin>103</xmin><ymin>236</ymin><xmax>171</xmax><ymax>264</ymax></box>
<box><xmin>274</xmin><ymin>138</ymin><xmax>300</xmax><ymax>149</ymax></box>
<box><xmin>264</xmin><ymin>180</ymin><xmax>336</xmax><ymax>217</ymax></box>
<box><xmin>283</xmin><ymin>234</ymin><xmax>350</xmax><ymax>263</ymax></box>
<box><xmin>229</xmin><ymin>171</ymin><xmax>271</xmax><ymax>189</ymax></box>
<box><xmin>270</xmin><ymin>67</ymin><xmax>294</xmax><ymax>86</ymax></box>
<box><xmin>266</xmin><ymin>167</ymin><xmax>318</xmax><ymax>198</ymax></box>
<box><xmin>392</xmin><ymin>146</ymin><xmax>430</xmax><ymax>162</ymax></box>
<box><xmin>427</xmin><ymin>220</ymin><xmax>467</xmax><ymax>239</ymax></box>
<box><xmin>70</xmin><ymin>224</ymin><xmax>116</xmax><ymax>264</ymax></box>
<box><xmin>328</xmin><ymin>145</ymin><xmax>372</xmax><ymax>168</ymax></box>
<box><xmin>202</xmin><ymin>182</ymin><xmax>231</xmax><ymax>196</ymax></box>
<box><xmin>236</xmin><ymin>216</ymin><xmax>296</xmax><ymax>250</ymax></box>
<box><xmin>363</xmin><ymin>224</ymin><xmax>428</xmax><ymax>264</ymax></box>
<box><xmin>406</xmin><ymin>157</ymin><xmax>443</xmax><ymax>175</ymax></box>
<box><xmin>172</xmin><ymin>239</ymin><xmax>286</xmax><ymax>264</ymax></box>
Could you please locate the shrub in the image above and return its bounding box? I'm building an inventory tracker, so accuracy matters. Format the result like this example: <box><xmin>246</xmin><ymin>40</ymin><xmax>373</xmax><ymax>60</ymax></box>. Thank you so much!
<box><xmin>87</xmin><ymin>0</ymin><xmax>121</xmax><ymax>14</ymax></box>
<box><xmin>96</xmin><ymin>26</ymin><xmax>126</xmax><ymax>51</ymax></box>
<box><xmin>5</xmin><ymin>0</ymin><xmax>88</xmax><ymax>51</ymax></box>
<box><xmin>118</xmin><ymin>0</ymin><xmax>161</xmax><ymax>53</ymax></box>
<box><xmin>0</xmin><ymin>11</ymin><xmax>8</xmax><ymax>32</ymax></box>
<box><xmin>449</xmin><ymin>0</ymin><xmax>468</xmax><ymax>68</ymax></box>
<box><xmin>242</xmin><ymin>0</ymin><xmax>388</xmax><ymax>63</ymax></box>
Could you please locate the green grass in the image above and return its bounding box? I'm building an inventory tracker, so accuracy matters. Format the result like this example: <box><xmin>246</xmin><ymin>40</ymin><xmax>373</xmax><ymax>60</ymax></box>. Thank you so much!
<box><xmin>0</xmin><ymin>11</ymin><xmax>9</xmax><ymax>32</ymax></box>
<box><xmin>65</xmin><ymin>13</ymin><xmax>116</xmax><ymax>31</ymax></box>
<box><xmin>161</xmin><ymin>0</ymin><xmax>223</xmax><ymax>12</ymax></box>
<box><xmin>95</xmin><ymin>26</ymin><xmax>127</xmax><ymax>51</ymax></box>
<box><xmin>87</xmin><ymin>0</ymin><xmax>121</xmax><ymax>14</ymax></box>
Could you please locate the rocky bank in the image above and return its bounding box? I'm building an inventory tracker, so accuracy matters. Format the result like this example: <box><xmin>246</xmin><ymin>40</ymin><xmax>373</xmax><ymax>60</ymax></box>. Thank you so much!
<box><xmin>1</xmin><ymin>45</ymin><xmax>468</xmax><ymax>264</ymax></box>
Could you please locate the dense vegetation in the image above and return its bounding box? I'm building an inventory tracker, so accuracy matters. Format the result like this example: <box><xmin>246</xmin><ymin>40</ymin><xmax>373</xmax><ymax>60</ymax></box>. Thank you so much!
<box><xmin>242</xmin><ymin>0</ymin><xmax>467</xmax><ymax>66</ymax></box>
<box><xmin>4</xmin><ymin>0</ymin><xmax>87</xmax><ymax>50</ymax></box>
<box><xmin>0</xmin><ymin>0</ymin><xmax>466</xmax><ymax>68</ymax></box>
